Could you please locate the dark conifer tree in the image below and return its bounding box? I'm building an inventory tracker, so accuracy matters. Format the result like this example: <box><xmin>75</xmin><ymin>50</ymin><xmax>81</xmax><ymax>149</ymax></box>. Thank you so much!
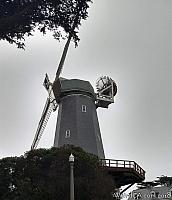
<box><xmin>0</xmin><ymin>0</ymin><xmax>92</xmax><ymax>48</ymax></box>
<box><xmin>0</xmin><ymin>146</ymin><xmax>115</xmax><ymax>200</ymax></box>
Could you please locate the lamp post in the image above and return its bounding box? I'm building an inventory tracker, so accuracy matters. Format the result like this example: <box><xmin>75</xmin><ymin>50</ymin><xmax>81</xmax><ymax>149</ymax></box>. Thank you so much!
<box><xmin>69</xmin><ymin>153</ymin><xmax>75</xmax><ymax>200</ymax></box>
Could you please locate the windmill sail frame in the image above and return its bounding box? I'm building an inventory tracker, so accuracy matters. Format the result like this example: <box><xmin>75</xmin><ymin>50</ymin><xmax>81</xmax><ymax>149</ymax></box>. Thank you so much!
<box><xmin>31</xmin><ymin>98</ymin><xmax>53</xmax><ymax>149</ymax></box>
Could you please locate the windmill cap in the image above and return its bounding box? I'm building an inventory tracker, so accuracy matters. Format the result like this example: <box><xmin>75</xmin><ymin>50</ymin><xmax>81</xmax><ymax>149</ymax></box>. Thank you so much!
<box><xmin>59</xmin><ymin>78</ymin><xmax>96</xmax><ymax>99</ymax></box>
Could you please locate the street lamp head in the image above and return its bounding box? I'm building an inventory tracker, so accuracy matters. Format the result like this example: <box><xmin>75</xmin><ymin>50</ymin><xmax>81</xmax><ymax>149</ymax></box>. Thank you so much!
<box><xmin>69</xmin><ymin>153</ymin><xmax>74</xmax><ymax>162</ymax></box>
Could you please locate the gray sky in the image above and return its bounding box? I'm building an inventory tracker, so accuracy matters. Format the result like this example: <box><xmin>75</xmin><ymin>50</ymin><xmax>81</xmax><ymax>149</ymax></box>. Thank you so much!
<box><xmin>0</xmin><ymin>0</ymin><xmax>171</xmax><ymax>183</ymax></box>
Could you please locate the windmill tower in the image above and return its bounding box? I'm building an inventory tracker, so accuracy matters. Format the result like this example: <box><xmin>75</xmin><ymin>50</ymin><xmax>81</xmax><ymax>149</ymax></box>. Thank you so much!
<box><xmin>31</xmin><ymin>73</ymin><xmax>117</xmax><ymax>159</ymax></box>
<box><xmin>53</xmin><ymin>77</ymin><xmax>117</xmax><ymax>158</ymax></box>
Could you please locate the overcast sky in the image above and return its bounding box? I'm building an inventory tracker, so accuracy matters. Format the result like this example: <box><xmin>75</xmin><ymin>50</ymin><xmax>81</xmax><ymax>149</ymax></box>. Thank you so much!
<box><xmin>0</xmin><ymin>0</ymin><xmax>171</xmax><ymax>183</ymax></box>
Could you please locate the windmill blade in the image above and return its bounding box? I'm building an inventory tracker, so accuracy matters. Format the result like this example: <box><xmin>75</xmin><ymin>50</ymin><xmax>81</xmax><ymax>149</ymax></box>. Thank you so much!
<box><xmin>55</xmin><ymin>10</ymin><xmax>80</xmax><ymax>79</ymax></box>
<box><xmin>31</xmin><ymin>97</ymin><xmax>54</xmax><ymax>150</ymax></box>
<box><xmin>55</xmin><ymin>34</ymin><xmax>72</xmax><ymax>78</ymax></box>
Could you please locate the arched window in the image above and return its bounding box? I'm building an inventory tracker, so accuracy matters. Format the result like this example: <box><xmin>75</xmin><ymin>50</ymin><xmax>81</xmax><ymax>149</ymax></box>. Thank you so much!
<box><xmin>82</xmin><ymin>105</ymin><xmax>87</xmax><ymax>112</ymax></box>
<box><xmin>65</xmin><ymin>130</ymin><xmax>71</xmax><ymax>138</ymax></box>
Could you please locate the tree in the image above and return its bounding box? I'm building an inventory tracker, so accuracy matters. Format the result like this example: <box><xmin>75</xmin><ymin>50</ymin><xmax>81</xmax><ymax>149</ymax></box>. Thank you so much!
<box><xmin>0</xmin><ymin>146</ymin><xmax>115</xmax><ymax>200</ymax></box>
<box><xmin>0</xmin><ymin>0</ymin><xmax>92</xmax><ymax>49</ymax></box>
<box><xmin>155</xmin><ymin>176</ymin><xmax>172</xmax><ymax>187</ymax></box>
<box><xmin>137</xmin><ymin>176</ymin><xmax>172</xmax><ymax>189</ymax></box>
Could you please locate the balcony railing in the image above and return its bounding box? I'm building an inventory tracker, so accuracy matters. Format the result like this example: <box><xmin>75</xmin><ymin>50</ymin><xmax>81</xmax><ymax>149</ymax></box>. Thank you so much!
<box><xmin>100</xmin><ymin>159</ymin><xmax>145</xmax><ymax>178</ymax></box>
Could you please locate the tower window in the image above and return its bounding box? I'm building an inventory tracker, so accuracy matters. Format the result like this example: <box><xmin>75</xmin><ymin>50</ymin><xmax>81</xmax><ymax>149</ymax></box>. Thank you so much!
<box><xmin>65</xmin><ymin>130</ymin><xmax>71</xmax><ymax>138</ymax></box>
<box><xmin>82</xmin><ymin>105</ymin><xmax>87</xmax><ymax>112</ymax></box>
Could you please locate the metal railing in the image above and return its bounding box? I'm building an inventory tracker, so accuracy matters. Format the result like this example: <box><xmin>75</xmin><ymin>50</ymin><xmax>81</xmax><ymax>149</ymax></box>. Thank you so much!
<box><xmin>100</xmin><ymin>159</ymin><xmax>145</xmax><ymax>177</ymax></box>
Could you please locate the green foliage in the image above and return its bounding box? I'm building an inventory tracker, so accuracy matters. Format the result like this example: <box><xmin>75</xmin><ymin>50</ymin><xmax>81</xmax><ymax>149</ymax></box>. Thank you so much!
<box><xmin>138</xmin><ymin>176</ymin><xmax>172</xmax><ymax>189</ymax></box>
<box><xmin>156</xmin><ymin>176</ymin><xmax>172</xmax><ymax>186</ymax></box>
<box><xmin>0</xmin><ymin>0</ymin><xmax>92</xmax><ymax>49</ymax></box>
<box><xmin>0</xmin><ymin>146</ymin><xmax>115</xmax><ymax>200</ymax></box>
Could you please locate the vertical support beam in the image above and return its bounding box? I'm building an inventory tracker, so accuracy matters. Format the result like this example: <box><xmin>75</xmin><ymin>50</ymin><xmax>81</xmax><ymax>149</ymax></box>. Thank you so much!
<box><xmin>70</xmin><ymin>162</ymin><xmax>75</xmax><ymax>200</ymax></box>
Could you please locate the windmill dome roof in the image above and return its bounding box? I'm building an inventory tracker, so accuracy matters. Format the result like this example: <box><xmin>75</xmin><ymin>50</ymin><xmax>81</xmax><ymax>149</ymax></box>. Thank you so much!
<box><xmin>59</xmin><ymin>78</ymin><xmax>96</xmax><ymax>98</ymax></box>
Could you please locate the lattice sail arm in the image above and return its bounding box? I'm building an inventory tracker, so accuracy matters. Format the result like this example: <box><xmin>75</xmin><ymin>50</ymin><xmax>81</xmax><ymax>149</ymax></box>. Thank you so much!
<box><xmin>31</xmin><ymin>98</ymin><xmax>54</xmax><ymax>150</ymax></box>
<box><xmin>55</xmin><ymin>35</ymin><xmax>72</xmax><ymax>78</ymax></box>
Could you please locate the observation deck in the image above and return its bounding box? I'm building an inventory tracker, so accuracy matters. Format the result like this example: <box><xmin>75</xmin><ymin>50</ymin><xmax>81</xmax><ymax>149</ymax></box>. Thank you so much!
<box><xmin>100</xmin><ymin>159</ymin><xmax>145</xmax><ymax>187</ymax></box>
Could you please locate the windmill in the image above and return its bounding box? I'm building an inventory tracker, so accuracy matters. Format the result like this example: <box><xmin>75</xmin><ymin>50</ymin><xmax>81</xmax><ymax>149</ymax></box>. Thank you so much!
<box><xmin>31</xmin><ymin>37</ymin><xmax>117</xmax><ymax>159</ymax></box>
<box><xmin>31</xmin><ymin>2</ymin><xmax>117</xmax><ymax>158</ymax></box>
<box><xmin>30</xmin><ymin>5</ymin><xmax>145</xmax><ymax>192</ymax></box>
